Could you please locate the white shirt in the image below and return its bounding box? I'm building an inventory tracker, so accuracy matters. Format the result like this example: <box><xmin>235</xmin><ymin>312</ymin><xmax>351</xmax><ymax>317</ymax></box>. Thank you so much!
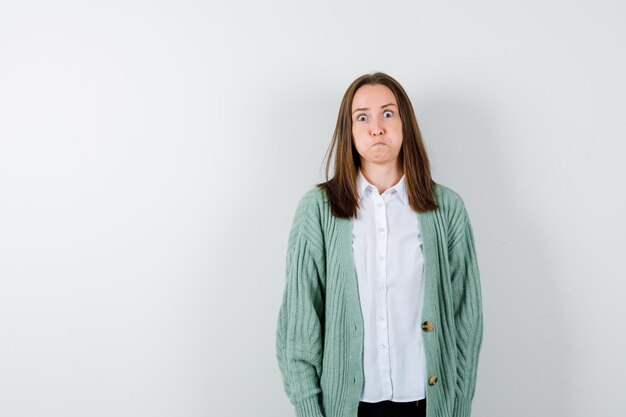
<box><xmin>351</xmin><ymin>168</ymin><xmax>427</xmax><ymax>402</ymax></box>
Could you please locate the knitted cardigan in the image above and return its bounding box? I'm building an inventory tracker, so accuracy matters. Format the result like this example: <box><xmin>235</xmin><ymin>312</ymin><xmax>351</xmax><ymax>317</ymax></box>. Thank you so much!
<box><xmin>276</xmin><ymin>182</ymin><xmax>484</xmax><ymax>417</ymax></box>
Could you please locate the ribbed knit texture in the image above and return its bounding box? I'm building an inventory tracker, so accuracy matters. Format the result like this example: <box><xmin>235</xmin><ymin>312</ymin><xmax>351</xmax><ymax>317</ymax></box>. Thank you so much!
<box><xmin>276</xmin><ymin>183</ymin><xmax>484</xmax><ymax>417</ymax></box>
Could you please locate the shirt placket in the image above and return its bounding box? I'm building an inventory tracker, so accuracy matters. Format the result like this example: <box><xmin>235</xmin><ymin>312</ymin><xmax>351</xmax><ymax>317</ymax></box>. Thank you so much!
<box><xmin>372</xmin><ymin>191</ymin><xmax>392</xmax><ymax>397</ymax></box>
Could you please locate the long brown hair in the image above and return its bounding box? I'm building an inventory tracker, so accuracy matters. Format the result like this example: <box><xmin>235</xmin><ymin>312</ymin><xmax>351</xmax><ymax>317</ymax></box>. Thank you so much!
<box><xmin>316</xmin><ymin>72</ymin><xmax>439</xmax><ymax>218</ymax></box>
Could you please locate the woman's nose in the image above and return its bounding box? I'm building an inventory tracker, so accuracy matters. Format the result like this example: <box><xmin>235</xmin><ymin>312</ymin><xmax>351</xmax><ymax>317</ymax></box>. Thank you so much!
<box><xmin>370</xmin><ymin>119</ymin><xmax>384</xmax><ymax>135</ymax></box>
<box><xmin>371</xmin><ymin>125</ymin><xmax>384</xmax><ymax>136</ymax></box>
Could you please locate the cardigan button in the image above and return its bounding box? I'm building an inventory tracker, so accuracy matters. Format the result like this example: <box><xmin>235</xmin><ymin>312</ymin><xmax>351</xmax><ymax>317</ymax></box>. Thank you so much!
<box><xmin>428</xmin><ymin>375</ymin><xmax>438</xmax><ymax>386</ymax></box>
<box><xmin>421</xmin><ymin>321</ymin><xmax>433</xmax><ymax>332</ymax></box>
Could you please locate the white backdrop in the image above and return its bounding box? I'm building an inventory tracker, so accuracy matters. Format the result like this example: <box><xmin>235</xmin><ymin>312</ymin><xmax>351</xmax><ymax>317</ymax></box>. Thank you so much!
<box><xmin>1</xmin><ymin>1</ymin><xmax>624</xmax><ymax>416</ymax></box>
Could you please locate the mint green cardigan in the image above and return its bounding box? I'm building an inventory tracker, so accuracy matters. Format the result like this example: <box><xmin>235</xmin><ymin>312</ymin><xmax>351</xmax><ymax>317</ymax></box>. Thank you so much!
<box><xmin>276</xmin><ymin>183</ymin><xmax>484</xmax><ymax>417</ymax></box>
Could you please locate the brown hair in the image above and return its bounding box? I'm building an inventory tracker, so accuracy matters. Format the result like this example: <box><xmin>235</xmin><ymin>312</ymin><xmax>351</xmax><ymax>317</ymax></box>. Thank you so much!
<box><xmin>316</xmin><ymin>72</ymin><xmax>439</xmax><ymax>218</ymax></box>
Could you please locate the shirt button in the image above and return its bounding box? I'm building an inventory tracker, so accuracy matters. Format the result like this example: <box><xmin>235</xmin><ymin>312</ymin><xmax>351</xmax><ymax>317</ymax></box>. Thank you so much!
<box><xmin>378</xmin><ymin>285</ymin><xmax>385</xmax><ymax>290</ymax></box>
<box><xmin>378</xmin><ymin>227</ymin><xmax>384</xmax><ymax>232</ymax></box>
<box><xmin>377</xmin><ymin>255</ymin><xmax>384</xmax><ymax>261</ymax></box>
<box><xmin>380</xmin><ymin>344</ymin><xmax>386</xmax><ymax>350</ymax></box>
<box><xmin>378</xmin><ymin>315</ymin><xmax>384</xmax><ymax>321</ymax></box>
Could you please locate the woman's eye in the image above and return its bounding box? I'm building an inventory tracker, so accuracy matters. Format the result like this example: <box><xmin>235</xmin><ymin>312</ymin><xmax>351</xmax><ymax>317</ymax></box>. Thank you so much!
<box><xmin>383</xmin><ymin>110</ymin><xmax>393</xmax><ymax>118</ymax></box>
<box><xmin>356</xmin><ymin>115</ymin><xmax>367</xmax><ymax>122</ymax></box>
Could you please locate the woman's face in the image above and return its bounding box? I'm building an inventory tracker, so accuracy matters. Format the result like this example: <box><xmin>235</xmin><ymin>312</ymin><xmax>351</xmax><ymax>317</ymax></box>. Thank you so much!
<box><xmin>351</xmin><ymin>83</ymin><xmax>403</xmax><ymax>168</ymax></box>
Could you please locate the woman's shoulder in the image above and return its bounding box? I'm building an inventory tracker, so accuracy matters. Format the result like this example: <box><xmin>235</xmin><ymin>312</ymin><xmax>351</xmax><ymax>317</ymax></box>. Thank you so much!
<box><xmin>297</xmin><ymin>182</ymin><xmax>467</xmax><ymax>213</ymax></box>
<box><xmin>433</xmin><ymin>182</ymin><xmax>470</xmax><ymax>221</ymax></box>
<box><xmin>287</xmin><ymin>186</ymin><xmax>328</xmax><ymax>253</ymax></box>
<box><xmin>296</xmin><ymin>185</ymin><xmax>328</xmax><ymax>209</ymax></box>
<box><xmin>290</xmin><ymin>185</ymin><xmax>327</xmax><ymax>225</ymax></box>
<box><xmin>434</xmin><ymin>182</ymin><xmax>465</xmax><ymax>205</ymax></box>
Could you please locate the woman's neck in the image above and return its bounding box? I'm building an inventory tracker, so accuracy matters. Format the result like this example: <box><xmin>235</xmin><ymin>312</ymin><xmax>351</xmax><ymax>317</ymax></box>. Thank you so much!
<box><xmin>359</xmin><ymin>163</ymin><xmax>403</xmax><ymax>195</ymax></box>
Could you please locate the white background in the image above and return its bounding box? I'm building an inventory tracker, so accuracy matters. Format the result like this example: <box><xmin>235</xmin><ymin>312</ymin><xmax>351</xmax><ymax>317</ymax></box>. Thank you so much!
<box><xmin>1</xmin><ymin>1</ymin><xmax>625</xmax><ymax>416</ymax></box>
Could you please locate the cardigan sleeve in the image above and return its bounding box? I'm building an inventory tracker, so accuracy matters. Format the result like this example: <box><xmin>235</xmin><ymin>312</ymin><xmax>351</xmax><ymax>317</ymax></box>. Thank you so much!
<box><xmin>448</xmin><ymin>205</ymin><xmax>484</xmax><ymax>417</ymax></box>
<box><xmin>276</xmin><ymin>191</ymin><xmax>326</xmax><ymax>417</ymax></box>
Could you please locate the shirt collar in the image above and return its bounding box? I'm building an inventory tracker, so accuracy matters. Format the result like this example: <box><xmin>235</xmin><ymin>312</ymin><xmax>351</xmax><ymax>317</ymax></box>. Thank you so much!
<box><xmin>356</xmin><ymin>169</ymin><xmax>408</xmax><ymax>205</ymax></box>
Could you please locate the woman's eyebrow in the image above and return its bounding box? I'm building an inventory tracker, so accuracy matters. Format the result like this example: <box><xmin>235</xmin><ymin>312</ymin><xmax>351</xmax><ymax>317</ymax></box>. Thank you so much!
<box><xmin>352</xmin><ymin>103</ymin><xmax>397</xmax><ymax>114</ymax></box>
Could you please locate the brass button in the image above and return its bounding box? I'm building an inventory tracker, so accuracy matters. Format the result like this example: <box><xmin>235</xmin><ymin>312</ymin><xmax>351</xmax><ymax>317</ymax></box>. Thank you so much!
<box><xmin>428</xmin><ymin>375</ymin><xmax>438</xmax><ymax>386</ymax></box>
<box><xmin>421</xmin><ymin>321</ymin><xmax>433</xmax><ymax>332</ymax></box>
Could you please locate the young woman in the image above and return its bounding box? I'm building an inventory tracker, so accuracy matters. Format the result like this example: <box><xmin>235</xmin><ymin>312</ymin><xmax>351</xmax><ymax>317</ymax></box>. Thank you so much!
<box><xmin>276</xmin><ymin>72</ymin><xmax>484</xmax><ymax>417</ymax></box>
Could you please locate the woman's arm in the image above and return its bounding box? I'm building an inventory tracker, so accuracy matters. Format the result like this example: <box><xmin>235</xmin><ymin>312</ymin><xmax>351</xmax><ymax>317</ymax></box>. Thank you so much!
<box><xmin>448</xmin><ymin>204</ymin><xmax>484</xmax><ymax>417</ymax></box>
<box><xmin>276</xmin><ymin>191</ymin><xmax>326</xmax><ymax>417</ymax></box>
